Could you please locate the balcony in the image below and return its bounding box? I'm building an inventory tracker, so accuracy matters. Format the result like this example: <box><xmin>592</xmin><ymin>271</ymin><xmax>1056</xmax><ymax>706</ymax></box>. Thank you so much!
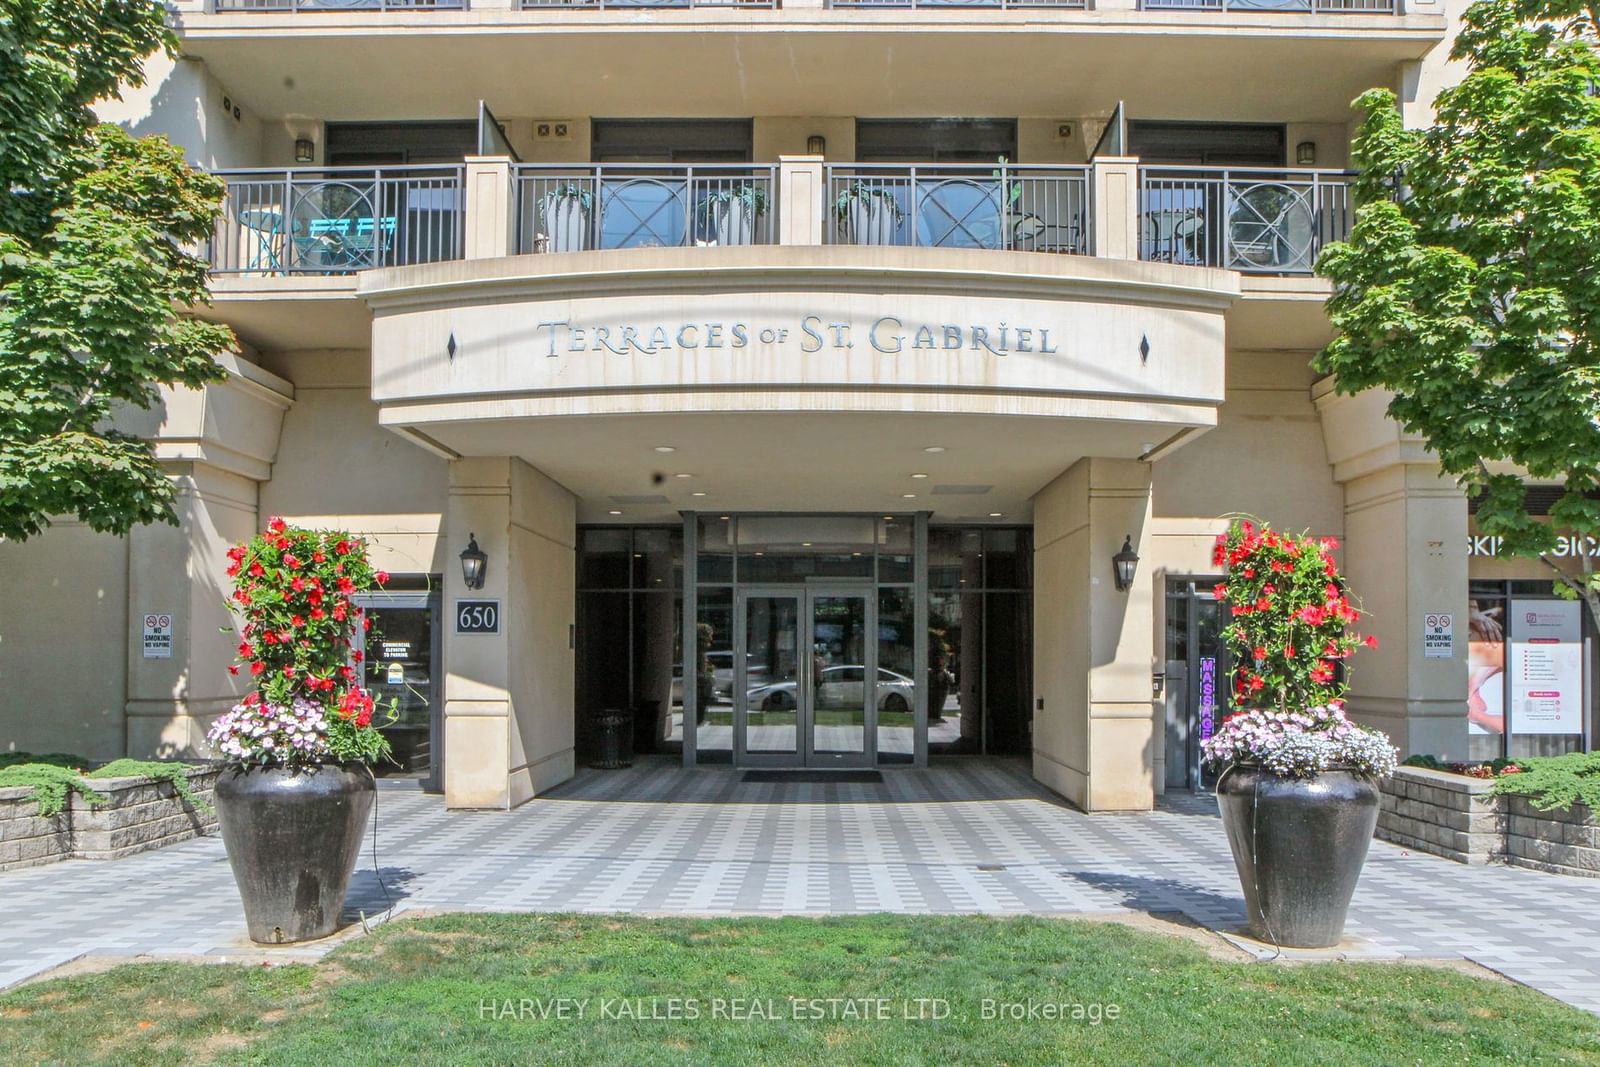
<box><xmin>208</xmin><ymin>164</ymin><xmax>465</xmax><ymax>275</ymax></box>
<box><xmin>513</xmin><ymin>164</ymin><xmax>778</xmax><ymax>254</ymax></box>
<box><xmin>1142</xmin><ymin>0</ymin><xmax>1396</xmax><ymax>11</ymax></box>
<box><xmin>825</xmin><ymin>163</ymin><xmax>1091</xmax><ymax>255</ymax></box>
<box><xmin>1137</xmin><ymin>165</ymin><xmax>1353</xmax><ymax>274</ymax></box>
<box><xmin>201</xmin><ymin>158</ymin><xmax>1353</xmax><ymax>287</ymax></box>
<box><xmin>212</xmin><ymin>0</ymin><xmax>463</xmax><ymax>9</ymax></box>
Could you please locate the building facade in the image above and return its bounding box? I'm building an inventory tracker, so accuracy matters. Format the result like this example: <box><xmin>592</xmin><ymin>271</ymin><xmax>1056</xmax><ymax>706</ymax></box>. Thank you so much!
<box><xmin>3</xmin><ymin>0</ymin><xmax>1592</xmax><ymax>809</ymax></box>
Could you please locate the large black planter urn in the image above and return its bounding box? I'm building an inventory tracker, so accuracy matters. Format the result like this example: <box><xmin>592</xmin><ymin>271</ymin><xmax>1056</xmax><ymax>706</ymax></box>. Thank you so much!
<box><xmin>1215</xmin><ymin>764</ymin><xmax>1379</xmax><ymax>949</ymax></box>
<box><xmin>213</xmin><ymin>763</ymin><xmax>375</xmax><ymax>944</ymax></box>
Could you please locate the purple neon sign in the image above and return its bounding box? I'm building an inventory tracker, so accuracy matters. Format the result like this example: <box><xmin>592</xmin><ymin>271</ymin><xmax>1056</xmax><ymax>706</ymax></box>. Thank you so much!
<box><xmin>1198</xmin><ymin>656</ymin><xmax>1218</xmax><ymax>740</ymax></box>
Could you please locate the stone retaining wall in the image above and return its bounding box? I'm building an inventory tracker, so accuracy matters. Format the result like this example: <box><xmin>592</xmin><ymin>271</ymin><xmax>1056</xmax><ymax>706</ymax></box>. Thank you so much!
<box><xmin>0</xmin><ymin>765</ymin><xmax>219</xmax><ymax>872</ymax></box>
<box><xmin>1378</xmin><ymin>766</ymin><xmax>1600</xmax><ymax>877</ymax></box>
<box><xmin>1377</xmin><ymin>766</ymin><xmax>1506</xmax><ymax>865</ymax></box>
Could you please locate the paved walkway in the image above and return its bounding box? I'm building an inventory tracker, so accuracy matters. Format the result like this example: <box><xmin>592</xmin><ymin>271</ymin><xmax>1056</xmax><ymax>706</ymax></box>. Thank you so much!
<box><xmin>4</xmin><ymin>758</ymin><xmax>1600</xmax><ymax>1015</ymax></box>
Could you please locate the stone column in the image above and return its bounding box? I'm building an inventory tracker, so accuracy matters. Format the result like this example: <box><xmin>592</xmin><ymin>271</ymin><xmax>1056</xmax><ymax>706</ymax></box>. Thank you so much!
<box><xmin>124</xmin><ymin>354</ymin><xmax>294</xmax><ymax>756</ymax></box>
<box><xmin>1315</xmin><ymin>379</ymin><xmax>1471</xmax><ymax>760</ymax></box>
<box><xmin>1090</xmin><ymin>156</ymin><xmax>1140</xmax><ymax>260</ymax></box>
<box><xmin>463</xmin><ymin>155</ymin><xmax>514</xmax><ymax>260</ymax></box>
<box><xmin>443</xmin><ymin>456</ymin><xmax>577</xmax><ymax>809</ymax></box>
<box><xmin>778</xmin><ymin>155</ymin><xmax>825</xmax><ymax>246</ymax></box>
<box><xmin>1032</xmin><ymin>458</ymin><xmax>1156</xmax><ymax>811</ymax></box>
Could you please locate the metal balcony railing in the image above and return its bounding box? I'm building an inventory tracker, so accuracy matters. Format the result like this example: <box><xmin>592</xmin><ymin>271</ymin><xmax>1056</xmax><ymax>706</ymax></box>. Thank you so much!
<box><xmin>213</xmin><ymin>0</ymin><xmax>465</xmax><ymax>10</ymax></box>
<box><xmin>824</xmin><ymin>164</ymin><xmax>1092</xmax><ymax>254</ymax></box>
<box><xmin>1137</xmin><ymin>166</ymin><xmax>1353</xmax><ymax>274</ymax></box>
<box><xmin>514</xmin><ymin>164</ymin><xmax>779</xmax><ymax>253</ymax></box>
<box><xmin>520</xmin><ymin>0</ymin><xmax>774</xmax><ymax>7</ymax></box>
<box><xmin>1142</xmin><ymin>0</ymin><xmax>1396</xmax><ymax>12</ymax></box>
<box><xmin>829</xmin><ymin>0</ymin><xmax>1083</xmax><ymax>8</ymax></box>
<box><xmin>208</xmin><ymin>165</ymin><xmax>465</xmax><ymax>275</ymax></box>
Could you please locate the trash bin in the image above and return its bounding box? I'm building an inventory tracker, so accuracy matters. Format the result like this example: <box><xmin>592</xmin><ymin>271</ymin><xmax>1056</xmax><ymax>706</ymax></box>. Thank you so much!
<box><xmin>591</xmin><ymin>708</ymin><xmax>633</xmax><ymax>769</ymax></box>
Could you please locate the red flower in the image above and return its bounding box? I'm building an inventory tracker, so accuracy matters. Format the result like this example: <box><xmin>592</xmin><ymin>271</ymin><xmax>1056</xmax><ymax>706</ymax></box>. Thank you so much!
<box><xmin>337</xmin><ymin>577</ymin><xmax>354</xmax><ymax>594</ymax></box>
<box><xmin>268</xmin><ymin>517</ymin><xmax>286</xmax><ymax>534</ymax></box>
<box><xmin>313</xmin><ymin>552</ymin><xmax>326</xmax><ymax>563</ymax></box>
<box><xmin>228</xmin><ymin>665</ymin><xmax>240</xmax><ymax>676</ymax></box>
<box><xmin>290</xmin><ymin>577</ymin><xmax>305</xmax><ymax>593</ymax></box>
<box><xmin>352</xmin><ymin>650</ymin><xmax>364</xmax><ymax>663</ymax></box>
<box><xmin>1284</xmin><ymin>645</ymin><xmax>1295</xmax><ymax>657</ymax></box>
<box><xmin>1249</xmin><ymin>675</ymin><xmax>1265</xmax><ymax>692</ymax></box>
<box><xmin>250</xmin><ymin>661</ymin><xmax>266</xmax><ymax>676</ymax></box>
<box><xmin>237</xmin><ymin>641</ymin><xmax>252</xmax><ymax>657</ymax></box>
<box><xmin>1212</xmin><ymin>583</ymin><xmax>1227</xmax><ymax>600</ymax></box>
<box><xmin>290</xmin><ymin>615</ymin><xmax>305</xmax><ymax>627</ymax></box>
<box><xmin>262</xmin><ymin>631</ymin><xmax>278</xmax><ymax>645</ymax></box>
<box><xmin>249</xmin><ymin>562</ymin><xmax>264</xmax><ymax>577</ymax></box>
<box><xmin>1363</xmin><ymin>634</ymin><xmax>1379</xmax><ymax>649</ymax></box>
<box><xmin>375</xmin><ymin>571</ymin><xmax>391</xmax><ymax>585</ymax></box>
<box><xmin>282</xmin><ymin>666</ymin><xmax>295</xmax><ymax>678</ymax></box>
<box><xmin>335</xmin><ymin>540</ymin><xmax>351</xmax><ymax>556</ymax></box>
<box><xmin>283</xmin><ymin>554</ymin><xmax>301</xmax><ymax>569</ymax></box>
<box><xmin>225</xmin><ymin>563</ymin><xmax>240</xmax><ymax>578</ymax></box>
<box><xmin>1251</xmin><ymin>646</ymin><xmax>1266</xmax><ymax>660</ymax></box>
<box><xmin>311</xmin><ymin>607</ymin><xmax>326</xmax><ymax>620</ymax></box>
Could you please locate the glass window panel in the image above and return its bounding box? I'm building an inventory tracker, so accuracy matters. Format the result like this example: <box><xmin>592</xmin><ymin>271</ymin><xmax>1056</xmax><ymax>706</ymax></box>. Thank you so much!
<box><xmin>879</xmin><ymin>515</ymin><xmax>914</xmax><ymax>583</ymax></box>
<box><xmin>362</xmin><ymin>603</ymin><xmax>434</xmax><ymax>778</ymax></box>
<box><xmin>811</xmin><ymin>594</ymin><xmax>868</xmax><ymax>756</ymax></box>
<box><xmin>694</xmin><ymin>587</ymin><xmax>733</xmax><ymax>761</ymax></box>
<box><xmin>697</xmin><ymin>515</ymin><xmax>734</xmax><ymax>583</ymax></box>
<box><xmin>928</xmin><ymin>591</ymin><xmax>982</xmax><ymax>754</ymax></box>
<box><xmin>928</xmin><ymin>527</ymin><xmax>983</xmax><ymax>591</ymax></box>
<box><xmin>632</xmin><ymin>527</ymin><xmax>681</xmax><ymax>590</ymax></box>
<box><xmin>576</xmin><ymin>592</ymin><xmax>631</xmax><ymax>763</ymax></box>
<box><xmin>578</xmin><ymin>528</ymin><xmax>631</xmax><ymax>589</ymax></box>
<box><xmin>1467</xmin><ymin>595</ymin><xmax>1507</xmax><ymax>762</ymax></box>
<box><xmin>878</xmin><ymin>587</ymin><xmax>916</xmax><ymax>765</ymax></box>
<box><xmin>630</xmin><ymin>592</ymin><xmax>682</xmax><ymax>755</ymax></box>
<box><xmin>747</xmin><ymin>595</ymin><xmax>801</xmax><ymax>754</ymax></box>
<box><xmin>736</xmin><ymin>515</ymin><xmax>875</xmax><ymax>582</ymax></box>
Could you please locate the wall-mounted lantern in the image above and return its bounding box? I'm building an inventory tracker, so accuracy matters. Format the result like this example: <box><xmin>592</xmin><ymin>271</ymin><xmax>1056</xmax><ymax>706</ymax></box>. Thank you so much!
<box><xmin>294</xmin><ymin>137</ymin><xmax>316</xmax><ymax>164</ymax></box>
<box><xmin>806</xmin><ymin>134</ymin><xmax>827</xmax><ymax>156</ymax></box>
<box><xmin>1296</xmin><ymin>141</ymin><xmax>1317</xmax><ymax>166</ymax></box>
<box><xmin>460</xmin><ymin>533</ymin><xmax>488</xmax><ymax>590</ymax></box>
<box><xmin>1112</xmin><ymin>535</ymin><xmax>1140</xmax><ymax>592</ymax></box>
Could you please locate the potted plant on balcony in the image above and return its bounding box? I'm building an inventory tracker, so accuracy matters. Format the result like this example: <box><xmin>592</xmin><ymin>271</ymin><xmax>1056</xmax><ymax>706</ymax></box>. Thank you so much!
<box><xmin>703</xmin><ymin>183</ymin><xmax>769</xmax><ymax>246</ymax></box>
<box><xmin>541</xmin><ymin>182</ymin><xmax>593</xmax><ymax>253</ymax></box>
<box><xmin>208</xmin><ymin>518</ymin><xmax>395</xmax><ymax>945</ymax></box>
<box><xmin>834</xmin><ymin>180</ymin><xmax>904</xmax><ymax>245</ymax></box>
<box><xmin>1201</xmin><ymin>518</ymin><xmax>1398</xmax><ymax>949</ymax></box>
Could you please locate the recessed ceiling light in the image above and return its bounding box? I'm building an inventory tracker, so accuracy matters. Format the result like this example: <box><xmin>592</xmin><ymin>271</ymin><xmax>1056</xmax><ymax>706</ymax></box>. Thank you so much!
<box><xmin>911</xmin><ymin>473</ymin><xmax>928</xmax><ymax>479</ymax></box>
<box><xmin>923</xmin><ymin>446</ymin><xmax>946</xmax><ymax>453</ymax></box>
<box><xmin>754</xmin><ymin>551</ymin><xmax>765</xmax><ymax>556</ymax></box>
<box><xmin>852</xmin><ymin>551</ymin><xmax>862</xmax><ymax>557</ymax></box>
<box><xmin>654</xmin><ymin>445</ymin><xmax>676</xmax><ymax>453</ymax></box>
<box><xmin>720</xmin><ymin>515</ymin><xmax>730</xmax><ymax>520</ymax></box>
<box><xmin>883</xmin><ymin>515</ymin><xmax>894</xmax><ymax>521</ymax></box>
<box><xmin>902</xmin><ymin>493</ymin><xmax>917</xmax><ymax>499</ymax></box>
<box><xmin>692</xmin><ymin>491</ymin><xmax>707</xmax><ymax>497</ymax></box>
<box><xmin>674</xmin><ymin>473</ymin><xmax>693</xmax><ymax>479</ymax></box>
<box><xmin>608</xmin><ymin>509</ymin><xmax>622</xmax><ymax>515</ymax></box>
<box><xmin>989</xmin><ymin>512</ymin><xmax>1003</xmax><ymax>518</ymax></box>
<box><xmin>802</xmin><ymin>542</ymin><xmax>812</xmax><ymax>547</ymax></box>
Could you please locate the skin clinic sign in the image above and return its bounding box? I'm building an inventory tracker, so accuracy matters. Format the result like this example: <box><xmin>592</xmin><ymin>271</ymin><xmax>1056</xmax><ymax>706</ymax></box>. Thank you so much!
<box><xmin>1509</xmin><ymin>600</ymin><xmax>1584</xmax><ymax>736</ymax></box>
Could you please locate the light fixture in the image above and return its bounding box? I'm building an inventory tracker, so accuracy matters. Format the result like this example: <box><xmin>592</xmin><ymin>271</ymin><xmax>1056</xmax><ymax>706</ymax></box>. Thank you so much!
<box><xmin>692</xmin><ymin>491</ymin><xmax>707</xmax><ymax>497</ymax></box>
<box><xmin>806</xmin><ymin>134</ymin><xmax>827</xmax><ymax>155</ymax></box>
<box><xmin>608</xmin><ymin>509</ymin><xmax>622</xmax><ymax>516</ymax></box>
<box><xmin>674</xmin><ymin>473</ymin><xmax>693</xmax><ymax>479</ymax></box>
<box><xmin>923</xmin><ymin>445</ymin><xmax>946</xmax><ymax>453</ymax></box>
<box><xmin>902</xmin><ymin>493</ymin><xmax>917</xmax><ymax>499</ymax></box>
<box><xmin>1296</xmin><ymin>141</ymin><xmax>1317</xmax><ymax>166</ymax></box>
<box><xmin>1111</xmin><ymin>535</ymin><xmax>1140</xmax><ymax>592</ymax></box>
<box><xmin>459</xmin><ymin>534</ymin><xmax>487</xmax><ymax>590</ymax></box>
<box><xmin>654</xmin><ymin>445</ymin><xmax>676</xmax><ymax>453</ymax></box>
<box><xmin>911</xmin><ymin>473</ymin><xmax>928</xmax><ymax>479</ymax></box>
<box><xmin>989</xmin><ymin>512</ymin><xmax>1003</xmax><ymax>518</ymax></box>
<box><xmin>294</xmin><ymin>137</ymin><xmax>315</xmax><ymax>164</ymax></box>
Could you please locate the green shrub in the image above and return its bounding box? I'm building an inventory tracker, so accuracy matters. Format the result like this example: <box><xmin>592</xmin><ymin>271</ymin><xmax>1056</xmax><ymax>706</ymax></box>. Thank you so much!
<box><xmin>0</xmin><ymin>763</ymin><xmax>106</xmax><ymax>817</ymax></box>
<box><xmin>0</xmin><ymin>755</ymin><xmax>211</xmax><ymax>818</ymax></box>
<box><xmin>1491</xmin><ymin>751</ymin><xmax>1600</xmax><ymax>812</ymax></box>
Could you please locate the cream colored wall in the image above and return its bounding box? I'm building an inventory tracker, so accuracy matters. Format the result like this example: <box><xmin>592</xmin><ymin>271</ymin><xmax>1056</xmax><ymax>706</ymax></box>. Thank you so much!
<box><xmin>258</xmin><ymin>350</ymin><xmax>450</xmax><ymax>578</ymax></box>
<box><xmin>753</xmin><ymin>117</ymin><xmax>854</xmax><ymax>162</ymax></box>
<box><xmin>97</xmin><ymin>55</ymin><xmax>263</xmax><ymax>169</ymax></box>
<box><xmin>1017</xmin><ymin>118</ymin><xmax>1086</xmax><ymax>165</ymax></box>
<box><xmin>0</xmin><ymin>525</ymin><xmax>129</xmax><ymax>761</ymax></box>
<box><xmin>506</xmin><ymin>461</ymin><xmax>577</xmax><ymax>806</ymax></box>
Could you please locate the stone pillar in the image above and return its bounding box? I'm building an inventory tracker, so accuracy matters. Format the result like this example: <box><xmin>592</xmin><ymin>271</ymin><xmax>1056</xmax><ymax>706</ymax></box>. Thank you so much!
<box><xmin>443</xmin><ymin>456</ymin><xmax>577</xmax><ymax>809</ymax></box>
<box><xmin>463</xmin><ymin>155</ymin><xmax>514</xmax><ymax>260</ymax></box>
<box><xmin>1091</xmin><ymin>156</ymin><xmax>1140</xmax><ymax>260</ymax></box>
<box><xmin>1315</xmin><ymin>379</ymin><xmax>1470</xmax><ymax>760</ymax></box>
<box><xmin>124</xmin><ymin>354</ymin><xmax>294</xmax><ymax>756</ymax></box>
<box><xmin>778</xmin><ymin>155</ymin><xmax>825</xmax><ymax>246</ymax></box>
<box><xmin>1032</xmin><ymin>458</ymin><xmax>1155</xmax><ymax>811</ymax></box>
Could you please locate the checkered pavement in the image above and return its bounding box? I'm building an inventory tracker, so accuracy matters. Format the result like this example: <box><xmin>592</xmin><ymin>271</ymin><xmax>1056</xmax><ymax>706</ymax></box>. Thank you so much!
<box><xmin>4</xmin><ymin>757</ymin><xmax>1600</xmax><ymax>1015</ymax></box>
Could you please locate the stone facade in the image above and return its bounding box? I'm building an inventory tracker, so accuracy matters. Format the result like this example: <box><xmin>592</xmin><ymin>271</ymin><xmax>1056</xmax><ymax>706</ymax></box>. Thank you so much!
<box><xmin>0</xmin><ymin>765</ymin><xmax>218</xmax><ymax>872</ymax></box>
<box><xmin>1378</xmin><ymin>766</ymin><xmax>1506</xmax><ymax>865</ymax></box>
<box><xmin>1379</xmin><ymin>766</ymin><xmax>1600</xmax><ymax>877</ymax></box>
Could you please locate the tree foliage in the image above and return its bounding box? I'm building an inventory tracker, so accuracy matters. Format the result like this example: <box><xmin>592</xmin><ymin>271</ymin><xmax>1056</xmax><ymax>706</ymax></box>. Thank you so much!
<box><xmin>0</xmin><ymin>0</ymin><xmax>235</xmax><ymax>540</ymax></box>
<box><xmin>1318</xmin><ymin>0</ymin><xmax>1600</xmax><ymax>614</ymax></box>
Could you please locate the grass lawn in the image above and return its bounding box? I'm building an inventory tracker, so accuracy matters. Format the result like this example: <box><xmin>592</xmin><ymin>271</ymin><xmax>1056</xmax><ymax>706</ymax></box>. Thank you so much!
<box><xmin>3</xmin><ymin>913</ymin><xmax>1598</xmax><ymax>1066</ymax></box>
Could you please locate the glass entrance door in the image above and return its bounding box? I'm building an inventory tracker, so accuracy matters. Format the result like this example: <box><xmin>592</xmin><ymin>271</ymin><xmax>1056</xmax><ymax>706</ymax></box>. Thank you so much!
<box><xmin>1163</xmin><ymin>579</ymin><xmax>1228</xmax><ymax>791</ymax></box>
<box><xmin>736</xmin><ymin>587</ymin><xmax>874</xmax><ymax>767</ymax></box>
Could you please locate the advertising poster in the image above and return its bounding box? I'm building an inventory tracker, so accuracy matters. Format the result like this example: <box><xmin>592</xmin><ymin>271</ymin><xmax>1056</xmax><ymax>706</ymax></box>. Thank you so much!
<box><xmin>1467</xmin><ymin>601</ymin><xmax>1505</xmax><ymax>737</ymax></box>
<box><xmin>1509</xmin><ymin>600</ymin><xmax>1584</xmax><ymax>736</ymax></box>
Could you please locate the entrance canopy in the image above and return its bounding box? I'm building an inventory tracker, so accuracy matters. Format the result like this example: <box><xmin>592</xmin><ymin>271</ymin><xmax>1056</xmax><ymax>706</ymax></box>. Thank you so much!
<box><xmin>362</xmin><ymin>246</ymin><xmax>1238</xmax><ymax>521</ymax></box>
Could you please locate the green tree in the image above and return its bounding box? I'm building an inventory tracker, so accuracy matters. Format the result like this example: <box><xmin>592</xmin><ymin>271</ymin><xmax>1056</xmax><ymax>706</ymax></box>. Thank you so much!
<box><xmin>1318</xmin><ymin>0</ymin><xmax>1600</xmax><ymax>626</ymax></box>
<box><xmin>0</xmin><ymin>0</ymin><xmax>234</xmax><ymax>540</ymax></box>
